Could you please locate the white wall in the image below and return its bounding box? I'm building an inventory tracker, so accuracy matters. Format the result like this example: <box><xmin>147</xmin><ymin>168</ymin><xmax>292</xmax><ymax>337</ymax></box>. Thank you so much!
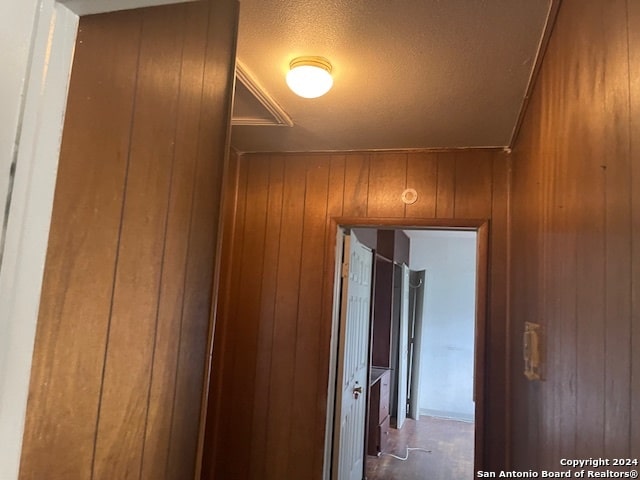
<box><xmin>0</xmin><ymin>1</ymin><xmax>40</xmax><ymax>266</ymax></box>
<box><xmin>408</xmin><ymin>230</ymin><xmax>477</xmax><ymax>422</ymax></box>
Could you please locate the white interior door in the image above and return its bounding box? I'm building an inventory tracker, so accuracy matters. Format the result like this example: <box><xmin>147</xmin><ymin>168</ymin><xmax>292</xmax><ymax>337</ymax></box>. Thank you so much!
<box><xmin>333</xmin><ymin>232</ymin><xmax>373</xmax><ymax>480</ymax></box>
<box><xmin>396</xmin><ymin>264</ymin><xmax>410</xmax><ymax>428</ymax></box>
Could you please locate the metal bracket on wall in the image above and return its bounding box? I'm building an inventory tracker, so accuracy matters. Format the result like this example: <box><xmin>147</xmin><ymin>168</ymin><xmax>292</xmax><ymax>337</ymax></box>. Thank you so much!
<box><xmin>523</xmin><ymin>322</ymin><xmax>542</xmax><ymax>381</ymax></box>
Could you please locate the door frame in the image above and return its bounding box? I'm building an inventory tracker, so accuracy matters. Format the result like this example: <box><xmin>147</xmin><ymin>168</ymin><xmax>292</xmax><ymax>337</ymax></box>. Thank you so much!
<box><xmin>323</xmin><ymin>216</ymin><xmax>489</xmax><ymax>479</ymax></box>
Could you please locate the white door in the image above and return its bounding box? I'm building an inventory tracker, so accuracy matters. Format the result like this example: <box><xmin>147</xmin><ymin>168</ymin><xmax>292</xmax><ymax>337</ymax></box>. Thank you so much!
<box><xmin>333</xmin><ymin>232</ymin><xmax>373</xmax><ymax>480</ymax></box>
<box><xmin>396</xmin><ymin>264</ymin><xmax>410</xmax><ymax>428</ymax></box>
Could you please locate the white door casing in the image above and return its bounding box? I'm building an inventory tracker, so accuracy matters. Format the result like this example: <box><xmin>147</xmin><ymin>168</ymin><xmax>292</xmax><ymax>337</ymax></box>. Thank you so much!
<box><xmin>396</xmin><ymin>263</ymin><xmax>410</xmax><ymax>429</ymax></box>
<box><xmin>333</xmin><ymin>233</ymin><xmax>373</xmax><ymax>480</ymax></box>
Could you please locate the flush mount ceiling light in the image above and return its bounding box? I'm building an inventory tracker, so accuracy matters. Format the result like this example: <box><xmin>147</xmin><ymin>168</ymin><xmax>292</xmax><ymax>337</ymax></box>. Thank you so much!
<box><xmin>286</xmin><ymin>56</ymin><xmax>333</xmax><ymax>99</ymax></box>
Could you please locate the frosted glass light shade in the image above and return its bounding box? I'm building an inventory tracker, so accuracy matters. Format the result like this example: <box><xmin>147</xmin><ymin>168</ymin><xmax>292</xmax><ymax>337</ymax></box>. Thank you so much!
<box><xmin>286</xmin><ymin>57</ymin><xmax>333</xmax><ymax>99</ymax></box>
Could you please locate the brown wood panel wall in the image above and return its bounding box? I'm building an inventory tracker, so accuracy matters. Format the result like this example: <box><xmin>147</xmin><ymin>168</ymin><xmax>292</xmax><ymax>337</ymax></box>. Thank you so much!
<box><xmin>204</xmin><ymin>149</ymin><xmax>510</xmax><ymax>478</ymax></box>
<box><xmin>629</xmin><ymin>0</ymin><xmax>640</xmax><ymax>460</ymax></box>
<box><xmin>19</xmin><ymin>1</ymin><xmax>237</xmax><ymax>479</ymax></box>
<box><xmin>510</xmin><ymin>0</ymin><xmax>638</xmax><ymax>470</ymax></box>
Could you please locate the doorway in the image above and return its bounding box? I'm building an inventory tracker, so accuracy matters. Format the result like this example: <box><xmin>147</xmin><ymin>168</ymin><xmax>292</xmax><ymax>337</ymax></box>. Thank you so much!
<box><xmin>325</xmin><ymin>222</ymin><xmax>487</xmax><ymax>480</ymax></box>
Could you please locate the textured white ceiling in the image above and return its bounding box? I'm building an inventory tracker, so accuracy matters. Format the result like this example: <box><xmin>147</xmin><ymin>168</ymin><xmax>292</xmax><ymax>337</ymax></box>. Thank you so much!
<box><xmin>232</xmin><ymin>0</ymin><xmax>552</xmax><ymax>153</ymax></box>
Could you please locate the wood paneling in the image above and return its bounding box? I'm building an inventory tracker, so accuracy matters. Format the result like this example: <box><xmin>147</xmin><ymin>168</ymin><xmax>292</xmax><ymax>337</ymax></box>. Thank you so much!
<box><xmin>92</xmin><ymin>8</ymin><xmax>184</xmax><ymax>478</ymax></box>
<box><xmin>206</xmin><ymin>149</ymin><xmax>509</xmax><ymax>479</ymax></box>
<box><xmin>142</xmin><ymin>3</ymin><xmax>209</xmax><ymax>478</ymax></box>
<box><xmin>289</xmin><ymin>157</ymin><xmax>330</xmax><ymax>478</ymax></box>
<box><xmin>18</xmin><ymin>13</ymin><xmax>142</xmax><ymax>479</ymax></box>
<box><xmin>342</xmin><ymin>154</ymin><xmax>369</xmax><ymax>217</ymax></box>
<box><xmin>167</xmin><ymin>1</ymin><xmax>238</xmax><ymax>475</ymax></box>
<box><xmin>19</xmin><ymin>1</ymin><xmax>237</xmax><ymax>478</ymax></box>
<box><xmin>265</xmin><ymin>158</ymin><xmax>307</xmax><ymax>479</ymax></box>
<box><xmin>201</xmin><ymin>150</ymin><xmax>248</xmax><ymax>480</ymax></box>
<box><xmin>629</xmin><ymin>0</ymin><xmax>640</xmax><ymax>460</ymax></box>
<box><xmin>510</xmin><ymin>0</ymin><xmax>637</xmax><ymax>469</ymax></box>
<box><xmin>454</xmin><ymin>150</ymin><xmax>493</xmax><ymax>219</ymax></box>
<box><xmin>435</xmin><ymin>154</ymin><xmax>456</xmax><ymax>218</ymax></box>
<box><xmin>406</xmin><ymin>152</ymin><xmax>437</xmax><ymax>218</ymax></box>
<box><xmin>222</xmin><ymin>156</ymin><xmax>270</xmax><ymax>480</ymax></box>
<box><xmin>367</xmin><ymin>153</ymin><xmax>407</xmax><ymax>218</ymax></box>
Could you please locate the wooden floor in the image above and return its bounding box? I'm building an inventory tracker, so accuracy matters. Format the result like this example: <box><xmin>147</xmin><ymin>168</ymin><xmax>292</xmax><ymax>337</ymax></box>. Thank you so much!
<box><xmin>365</xmin><ymin>416</ymin><xmax>474</xmax><ymax>480</ymax></box>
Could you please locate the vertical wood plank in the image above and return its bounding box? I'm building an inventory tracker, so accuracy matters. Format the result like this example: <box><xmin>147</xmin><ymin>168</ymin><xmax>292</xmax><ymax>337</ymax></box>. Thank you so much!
<box><xmin>342</xmin><ymin>153</ymin><xmax>369</xmax><ymax>217</ymax></box>
<box><xmin>508</xmin><ymin>76</ymin><xmax>544</xmax><ymax>469</ymax></box>
<box><xmin>167</xmin><ymin>0</ymin><xmax>238</xmax><ymax>476</ymax></box>
<box><xmin>18</xmin><ymin>11</ymin><xmax>142</xmax><ymax>480</ymax></box>
<box><xmin>546</xmin><ymin>119</ymin><xmax>577</xmax><ymax>467</ymax></box>
<box><xmin>248</xmin><ymin>156</ymin><xmax>284</xmax><ymax>478</ymax></box>
<box><xmin>249</xmin><ymin>155</ymin><xmax>285</xmax><ymax>480</ymax></box>
<box><xmin>139</xmin><ymin>3</ymin><xmax>204</xmax><ymax>478</ymax></box>
<box><xmin>221</xmin><ymin>156</ymin><xmax>270</xmax><ymax>478</ymax></box>
<box><xmin>574</xmin><ymin>188</ymin><xmax>606</xmax><ymax>461</ymax></box>
<box><xmin>602</xmin><ymin>0</ymin><xmax>632</xmax><ymax>461</ymax></box>
<box><xmin>288</xmin><ymin>157</ymin><xmax>330</xmax><ymax>478</ymax></box>
<box><xmin>206</xmin><ymin>154</ymin><xmax>249</xmax><ymax>479</ymax></box>
<box><xmin>435</xmin><ymin>153</ymin><xmax>455</xmax><ymax>218</ymax></box>
<box><xmin>628</xmin><ymin>0</ymin><xmax>640</xmax><ymax>458</ymax></box>
<box><xmin>405</xmin><ymin>152</ymin><xmax>438</xmax><ymax>219</ymax></box>
<box><xmin>534</xmin><ymin>5</ymin><xmax>575</xmax><ymax>464</ymax></box>
<box><xmin>536</xmin><ymin>59</ymin><xmax>554</xmax><ymax>469</ymax></box>
<box><xmin>366</xmin><ymin>152</ymin><xmax>407</xmax><ymax>217</ymax></box>
<box><xmin>200</xmin><ymin>149</ymin><xmax>242</xmax><ymax>480</ymax></box>
<box><xmin>454</xmin><ymin>150</ymin><xmax>493</xmax><ymax>219</ymax></box>
<box><xmin>264</xmin><ymin>157</ymin><xmax>307</xmax><ymax>479</ymax></box>
<box><xmin>313</xmin><ymin>154</ymin><xmax>346</xmax><ymax>478</ymax></box>
<box><xmin>486</xmin><ymin>152</ymin><xmax>509</xmax><ymax>468</ymax></box>
<box><xmin>91</xmin><ymin>7</ymin><xmax>184</xmax><ymax>477</ymax></box>
<box><xmin>560</xmin><ymin>0</ymin><xmax>607</xmax><ymax>462</ymax></box>
<box><xmin>327</xmin><ymin>155</ymin><xmax>346</xmax><ymax>220</ymax></box>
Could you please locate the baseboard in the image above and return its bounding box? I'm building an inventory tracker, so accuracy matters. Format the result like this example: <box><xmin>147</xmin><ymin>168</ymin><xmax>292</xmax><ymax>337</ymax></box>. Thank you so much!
<box><xmin>419</xmin><ymin>408</ymin><xmax>474</xmax><ymax>423</ymax></box>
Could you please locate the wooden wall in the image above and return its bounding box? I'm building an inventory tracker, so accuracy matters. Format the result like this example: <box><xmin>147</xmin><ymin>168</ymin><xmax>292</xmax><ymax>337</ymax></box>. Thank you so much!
<box><xmin>203</xmin><ymin>150</ymin><xmax>510</xmax><ymax>478</ymax></box>
<box><xmin>510</xmin><ymin>0</ymin><xmax>639</xmax><ymax>470</ymax></box>
<box><xmin>18</xmin><ymin>2</ymin><xmax>237</xmax><ymax>478</ymax></box>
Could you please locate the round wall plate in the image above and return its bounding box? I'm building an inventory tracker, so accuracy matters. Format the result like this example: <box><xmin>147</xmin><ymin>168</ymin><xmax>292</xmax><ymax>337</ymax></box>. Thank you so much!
<box><xmin>401</xmin><ymin>188</ymin><xmax>418</xmax><ymax>205</ymax></box>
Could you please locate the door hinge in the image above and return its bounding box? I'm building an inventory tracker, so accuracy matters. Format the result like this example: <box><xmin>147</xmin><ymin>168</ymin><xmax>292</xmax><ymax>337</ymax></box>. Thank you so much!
<box><xmin>342</xmin><ymin>262</ymin><xmax>349</xmax><ymax>278</ymax></box>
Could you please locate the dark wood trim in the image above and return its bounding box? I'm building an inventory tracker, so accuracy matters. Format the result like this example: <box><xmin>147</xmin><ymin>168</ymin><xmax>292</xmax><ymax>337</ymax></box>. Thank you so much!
<box><xmin>337</xmin><ymin>216</ymin><xmax>488</xmax><ymax>230</ymax></box>
<box><xmin>236</xmin><ymin>147</ymin><xmax>508</xmax><ymax>156</ymax></box>
<box><xmin>475</xmin><ymin>220</ymin><xmax>489</xmax><ymax>474</ymax></box>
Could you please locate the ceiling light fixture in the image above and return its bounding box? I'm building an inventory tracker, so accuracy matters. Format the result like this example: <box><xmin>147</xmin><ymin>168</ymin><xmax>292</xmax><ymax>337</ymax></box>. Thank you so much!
<box><xmin>286</xmin><ymin>56</ymin><xmax>333</xmax><ymax>99</ymax></box>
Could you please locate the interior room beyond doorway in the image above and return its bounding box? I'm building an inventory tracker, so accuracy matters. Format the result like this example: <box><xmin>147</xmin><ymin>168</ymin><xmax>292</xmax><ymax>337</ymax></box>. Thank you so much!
<box><xmin>348</xmin><ymin>227</ymin><xmax>477</xmax><ymax>480</ymax></box>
